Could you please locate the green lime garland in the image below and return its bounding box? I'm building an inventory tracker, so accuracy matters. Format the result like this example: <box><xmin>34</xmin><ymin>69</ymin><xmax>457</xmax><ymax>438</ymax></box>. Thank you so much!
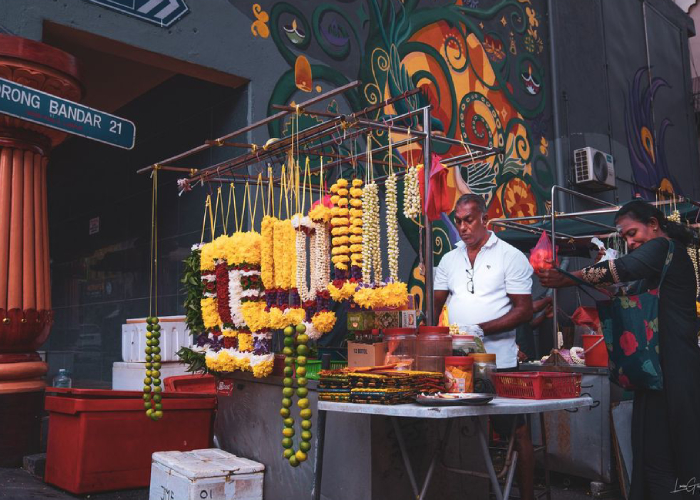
<box><xmin>280</xmin><ymin>323</ymin><xmax>312</xmax><ymax>467</ymax></box>
<box><xmin>143</xmin><ymin>316</ymin><xmax>163</xmax><ymax>420</ymax></box>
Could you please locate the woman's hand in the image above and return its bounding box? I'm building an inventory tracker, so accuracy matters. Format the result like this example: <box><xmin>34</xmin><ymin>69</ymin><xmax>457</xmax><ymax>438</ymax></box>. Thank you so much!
<box><xmin>536</xmin><ymin>261</ymin><xmax>574</xmax><ymax>288</ymax></box>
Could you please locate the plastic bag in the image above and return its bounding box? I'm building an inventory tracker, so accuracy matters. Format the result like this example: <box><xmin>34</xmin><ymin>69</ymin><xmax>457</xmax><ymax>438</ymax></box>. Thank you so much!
<box><xmin>529</xmin><ymin>231</ymin><xmax>557</xmax><ymax>272</ymax></box>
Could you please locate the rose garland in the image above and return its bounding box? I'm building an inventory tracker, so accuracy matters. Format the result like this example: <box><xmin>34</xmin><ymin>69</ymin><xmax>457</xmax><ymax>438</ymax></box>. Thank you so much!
<box><xmin>143</xmin><ymin>316</ymin><xmax>162</xmax><ymax>420</ymax></box>
<box><xmin>281</xmin><ymin>324</ymin><xmax>312</xmax><ymax>468</ymax></box>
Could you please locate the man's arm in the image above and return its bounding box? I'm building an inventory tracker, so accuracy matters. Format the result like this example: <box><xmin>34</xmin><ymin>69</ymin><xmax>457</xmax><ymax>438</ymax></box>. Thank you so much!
<box><xmin>479</xmin><ymin>294</ymin><xmax>533</xmax><ymax>336</ymax></box>
<box><xmin>433</xmin><ymin>290</ymin><xmax>449</xmax><ymax>324</ymax></box>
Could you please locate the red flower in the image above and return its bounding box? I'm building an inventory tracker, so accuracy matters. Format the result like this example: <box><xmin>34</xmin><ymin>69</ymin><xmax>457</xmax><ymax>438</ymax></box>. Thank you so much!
<box><xmin>619</xmin><ymin>331</ymin><xmax>638</xmax><ymax>356</ymax></box>
<box><xmin>648</xmin><ymin>289</ymin><xmax>659</xmax><ymax>296</ymax></box>
<box><xmin>644</xmin><ymin>321</ymin><xmax>654</xmax><ymax>343</ymax></box>
<box><xmin>317</xmin><ymin>290</ymin><xmax>331</xmax><ymax>300</ymax></box>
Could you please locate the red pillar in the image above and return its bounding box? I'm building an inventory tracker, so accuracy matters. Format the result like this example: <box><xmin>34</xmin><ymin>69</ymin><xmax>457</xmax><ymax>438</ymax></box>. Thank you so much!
<box><xmin>0</xmin><ymin>35</ymin><xmax>82</xmax><ymax>464</ymax></box>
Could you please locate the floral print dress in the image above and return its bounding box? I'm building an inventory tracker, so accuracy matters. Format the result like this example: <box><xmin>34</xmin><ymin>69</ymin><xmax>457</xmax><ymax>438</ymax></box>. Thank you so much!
<box><xmin>579</xmin><ymin>237</ymin><xmax>700</xmax><ymax>499</ymax></box>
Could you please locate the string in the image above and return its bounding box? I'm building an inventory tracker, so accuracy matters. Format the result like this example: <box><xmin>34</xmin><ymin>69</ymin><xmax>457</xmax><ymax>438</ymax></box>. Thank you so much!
<box><xmin>278</xmin><ymin>165</ymin><xmax>286</xmax><ymax>219</ymax></box>
<box><xmin>217</xmin><ymin>186</ymin><xmax>226</xmax><ymax>235</ymax></box>
<box><xmin>208</xmin><ymin>191</ymin><xmax>216</xmax><ymax>240</ymax></box>
<box><xmin>230</xmin><ymin>183</ymin><xmax>239</xmax><ymax>232</ymax></box>
<box><xmin>149</xmin><ymin>168</ymin><xmax>157</xmax><ymax>317</ymax></box>
<box><xmin>388</xmin><ymin>128</ymin><xmax>393</xmax><ymax>176</ymax></box>
<box><xmin>319</xmin><ymin>156</ymin><xmax>324</xmax><ymax>205</ymax></box>
<box><xmin>246</xmin><ymin>181</ymin><xmax>254</xmax><ymax>231</ymax></box>
<box><xmin>252</xmin><ymin>176</ymin><xmax>261</xmax><ymax>228</ymax></box>
<box><xmin>238</xmin><ymin>182</ymin><xmax>249</xmax><ymax>233</ymax></box>
<box><xmin>257</xmin><ymin>173</ymin><xmax>266</xmax><ymax>220</ymax></box>
<box><xmin>301</xmin><ymin>156</ymin><xmax>309</xmax><ymax>213</ymax></box>
<box><xmin>268</xmin><ymin>166</ymin><xmax>275</xmax><ymax>218</ymax></box>
<box><xmin>212</xmin><ymin>188</ymin><xmax>221</xmax><ymax>238</ymax></box>
<box><xmin>224</xmin><ymin>184</ymin><xmax>233</xmax><ymax>234</ymax></box>
<box><xmin>200</xmin><ymin>195</ymin><xmax>211</xmax><ymax>244</ymax></box>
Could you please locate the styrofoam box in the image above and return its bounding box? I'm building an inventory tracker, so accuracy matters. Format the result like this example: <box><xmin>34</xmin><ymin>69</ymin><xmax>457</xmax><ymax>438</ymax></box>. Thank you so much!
<box><xmin>112</xmin><ymin>362</ymin><xmax>191</xmax><ymax>391</ymax></box>
<box><xmin>150</xmin><ymin>449</ymin><xmax>264</xmax><ymax>500</ymax></box>
<box><xmin>122</xmin><ymin>316</ymin><xmax>192</xmax><ymax>362</ymax></box>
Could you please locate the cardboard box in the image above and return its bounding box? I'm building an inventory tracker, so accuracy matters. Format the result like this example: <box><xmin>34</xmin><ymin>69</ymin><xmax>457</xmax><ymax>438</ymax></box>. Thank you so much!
<box><xmin>373</xmin><ymin>309</ymin><xmax>418</xmax><ymax>329</ymax></box>
<box><xmin>347</xmin><ymin>310</ymin><xmax>375</xmax><ymax>331</ymax></box>
<box><xmin>347</xmin><ymin>341</ymin><xmax>387</xmax><ymax>368</ymax></box>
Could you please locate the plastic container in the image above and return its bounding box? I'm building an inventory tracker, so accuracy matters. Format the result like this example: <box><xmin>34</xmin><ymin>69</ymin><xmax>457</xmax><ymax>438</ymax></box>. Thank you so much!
<box><xmin>305</xmin><ymin>360</ymin><xmax>348</xmax><ymax>380</ymax></box>
<box><xmin>582</xmin><ymin>334</ymin><xmax>608</xmax><ymax>367</ymax></box>
<box><xmin>445</xmin><ymin>356</ymin><xmax>474</xmax><ymax>393</ymax></box>
<box><xmin>491</xmin><ymin>372</ymin><xmax>582</xmax><ymax>399</ymax></box>
<box><xmin>416</xmin><ymin>327</ymin><xmax>451</xmax><ymax>373</ymax></box>
<box><xmin>52</xmin><ymin>368</ymin><xmax>71</xmax><ymax>388</ymax></box>
<box><xmin>383</xmin><ymin>328</ymin><xmax>417</xmax><ymax>369</ymax></box>
<box><xmin>163</xmin><ymin>374</ymin><xmax>216</xmax><ymax>394</ymax></box>
<box><xmin>44</xmin><ymin>388</ymin><xmax>216</xmax><ymax>494</ymax></box>
<box><xmin>451</xmin><ymin>335</ymin><xmax>479</xmax><ymax>356</ymax></box>
<box><xmin>470</xmin><ymin>353</ymin><xmax>497</xmax><ymax>385</ymax></box>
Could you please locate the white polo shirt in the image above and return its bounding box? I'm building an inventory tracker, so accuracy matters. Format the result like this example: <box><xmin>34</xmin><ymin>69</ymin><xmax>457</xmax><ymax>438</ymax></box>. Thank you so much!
<box><xmin>434</xmin><ymin>231</ymin><xmax>533</xmax><ymax>369</ymax></box>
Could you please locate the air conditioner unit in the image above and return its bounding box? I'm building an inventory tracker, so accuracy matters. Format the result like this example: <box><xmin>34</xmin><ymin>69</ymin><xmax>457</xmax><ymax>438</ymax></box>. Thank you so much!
<box><xmin>573</xmin><ymin>147</ymin><xmax>616</xmax><ymax>191</ymax></box>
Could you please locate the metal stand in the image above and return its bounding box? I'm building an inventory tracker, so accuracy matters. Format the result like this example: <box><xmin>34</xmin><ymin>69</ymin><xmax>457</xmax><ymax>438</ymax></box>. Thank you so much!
<box><xmin>311</xmin><ymin>354</ymin><xmax>331</xmax><ymax>500</ymax></box>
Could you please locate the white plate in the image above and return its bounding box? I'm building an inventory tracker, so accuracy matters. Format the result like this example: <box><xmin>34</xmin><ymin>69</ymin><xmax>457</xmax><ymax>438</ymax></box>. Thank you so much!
<box><xmin>415</xmin><ymin>393</ymin><xmax>495</xmax><ymax>406</ymax></box>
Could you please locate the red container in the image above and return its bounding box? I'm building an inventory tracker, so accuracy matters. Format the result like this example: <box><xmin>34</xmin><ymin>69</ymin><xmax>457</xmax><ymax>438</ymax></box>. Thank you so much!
<box><xmin>164</xmin><ymin>374</ymin><xmax>217</xmax><ymax>393</ymax></box>
<box><xmin>44</xmin><ymin>388</ymin><xmax>216</xmax><ymax>494</ymax></box>
<box><xmin>582</xmin><ymin>334</ymin><xmax>608</xmax><ymax>367</ymax></box>
<box><xmin>491</xmin><ymin>372</ymin><xmax>582</xmax><ymax>399</ymax></box>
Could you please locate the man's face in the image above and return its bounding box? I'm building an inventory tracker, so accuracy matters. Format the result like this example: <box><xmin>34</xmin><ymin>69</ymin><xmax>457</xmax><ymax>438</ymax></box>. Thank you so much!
<box><xmin>454</xmin><ymin>201</ymin><xmax>488</xmax><ymax>248</ymax></box>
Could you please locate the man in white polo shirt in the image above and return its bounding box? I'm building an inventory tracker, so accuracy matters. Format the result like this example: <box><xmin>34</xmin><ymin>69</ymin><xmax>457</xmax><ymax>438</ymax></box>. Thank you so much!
<box><xmin>433</xmin><ymin>193</ymin><xmax>535</xmax><ymax>500</ymax></box>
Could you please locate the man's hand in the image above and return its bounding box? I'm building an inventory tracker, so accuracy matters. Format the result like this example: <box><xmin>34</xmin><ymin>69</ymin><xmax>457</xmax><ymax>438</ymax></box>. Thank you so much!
<box><xmin>479</xmin><ymin>294</ymin><xmax>533</xmax><ymax>336</ymax></box>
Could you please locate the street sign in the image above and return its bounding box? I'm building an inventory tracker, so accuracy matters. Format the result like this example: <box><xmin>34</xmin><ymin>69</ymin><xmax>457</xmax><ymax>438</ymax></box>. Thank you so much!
<box><xmin>87</xmin><ymin>0</ymin><xmax>190</xmax><ymax>28</ymax></box>
<box><xmin>0</xmin><ymin>77</ymin><xmax>136</xmax><ymax>149</ymax></box>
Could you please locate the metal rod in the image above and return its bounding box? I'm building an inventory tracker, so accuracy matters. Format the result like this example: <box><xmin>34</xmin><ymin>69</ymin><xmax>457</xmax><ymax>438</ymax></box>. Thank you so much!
<box><xmin>206</xmin><ymin>140</ymin><xmax>256</xmax><ymax>149</ymax></box>
<box><xmin>502</xmin><ymin>451</ymin><xmax>518</xmax><ymax>500</ymax></box>
<box><xmin>140</xmin><ymin>80</ymin><xmax>361</xmax><ymax>173</ymax></box>
<box><xmin>321</xmin><ymin>135</ymin><xmax>422</xmax><ymax>173</ymax></box>
<box><xmin>475</xmin><ymin>417</ymin><xmax>504</xmax><ymax>500</ymax></box>
<box><xmin>547</xmin><ymin>0</ymin><xmax>568</xmax><ymax>214</ymax></box>
<box><xmin>488</xmin><ymin>220</ymin><xmax>577</xmax><ymax>240</ymax></box>
<box><xmin>311</xmin><ymin>354</ymin><xmax>332</xmax><ymax>500</ymax></box>
<box><xmin>551</xmin><ymin>185</ymin><xmax>559</xmax><ymax>349</ymax></box>
<box><xmin>567</xmin><ymin>215</ymin><xmax>617</xmax><ymax>232</ymax></box>
<box><xmin>418</xmin><ymin>419</ymin><xmax>453</xmax><ymax>500</ymax></box>
<box><xmin>554</xmin><ymin>185</ymin><xmax>618</xmax><ymax>208</ymax></box>
<box><xmin>356</xmin><ymin>118</ymin><xmax>428</xmax><ymax>138</ymax></box>
<box><xmin>423</xmin><ymin>106</ymin><xmax>435</xmax><ymax>326</ymax></box>
<box><xmin>441</xmin><ymin>149</ymin><xmax>502</xmax><ymax>167</ymax></box>
<box><xmin>391</xmin><ymin>417</ymin><xmax>419</xmax><ymax>498</ymax></box>
<box><xmin>273</xmin><ymin>104</ymin><xmax>341</xmax><ymax>119</ymax></box>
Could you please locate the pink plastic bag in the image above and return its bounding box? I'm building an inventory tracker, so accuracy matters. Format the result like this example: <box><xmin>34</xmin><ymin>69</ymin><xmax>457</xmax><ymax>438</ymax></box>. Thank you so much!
<box><xmin>529</xmin><ymin>231</ymin><xmax>557</xmax><ymax>272</ymax></box>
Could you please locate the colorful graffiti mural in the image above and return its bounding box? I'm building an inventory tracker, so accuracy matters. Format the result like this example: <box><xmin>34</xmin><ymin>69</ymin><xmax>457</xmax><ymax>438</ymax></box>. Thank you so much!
<box><xmin>625</xmin><ymin>66</ymin><xmax>679</xmax><ymax>197</ymax></box>
<box><xmin>243</xmin><ymin>0</ymin><xmax>554</xmax><ymax>308</ymax></box>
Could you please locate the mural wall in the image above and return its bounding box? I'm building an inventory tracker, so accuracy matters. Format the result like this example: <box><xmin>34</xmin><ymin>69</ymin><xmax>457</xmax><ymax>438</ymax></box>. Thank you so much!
<box><xmin>239</xmin><ymin>0</ymin><xmax>554</xmax><ymax>307</ymax></box>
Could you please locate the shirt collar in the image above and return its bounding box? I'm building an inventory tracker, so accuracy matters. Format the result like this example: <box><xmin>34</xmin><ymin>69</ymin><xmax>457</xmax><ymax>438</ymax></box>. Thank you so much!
<box><xmin>455</xmin><ymin>231</ymin><xmax>498</xmax><ymax>250</ymax></box>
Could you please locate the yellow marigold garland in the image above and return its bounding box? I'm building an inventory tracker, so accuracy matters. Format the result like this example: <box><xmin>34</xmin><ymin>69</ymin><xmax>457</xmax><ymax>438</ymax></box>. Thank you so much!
<box><xmin>261</xmin><ymin>216</ymin><xmax>276</xmax><ymax>289</ymax></box>
<box><xmin>312</xmin><ymin>311</ymin><xmax>337</xmax><ymax>334</ymax></box>
<box><xmin>330</xmin><ymin>180</ymin><xmax>351</xmax><ymax>271</ymax></box>
<box><xmin>201</xmin><ymin>297</ymin><xmax>221</xmax><ymax>329</ymax></box>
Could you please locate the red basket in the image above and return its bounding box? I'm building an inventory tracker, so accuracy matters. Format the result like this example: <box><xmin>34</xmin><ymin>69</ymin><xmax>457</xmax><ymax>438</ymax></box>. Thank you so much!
<box><xmin>491</xmin><ymin>372</ymin><xmax>582</xmax><ymax>399</ymax></box>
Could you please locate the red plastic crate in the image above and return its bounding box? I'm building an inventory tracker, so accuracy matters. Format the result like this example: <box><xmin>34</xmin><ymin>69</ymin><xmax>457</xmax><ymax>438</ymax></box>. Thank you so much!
<box><xmin>491</xmin><ymin>372</ymin><xmax>582</xmax><ymax>399</ymax></box>
<box><xmin>44</xmin><ymin>388</ymin><xmax>216</xmax><ymax>494</ymax></box>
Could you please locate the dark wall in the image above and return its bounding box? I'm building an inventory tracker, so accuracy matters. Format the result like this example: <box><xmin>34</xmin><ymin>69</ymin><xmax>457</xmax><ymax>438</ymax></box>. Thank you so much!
<box><xmin>44</xmin><ymin>75</ymin><xmax>248</xmax><ymax>384</ymax></box>
<box><xmin>553</xmin><ymin>0</ymin><xmax>699</xmax><ymax>211</ymax></box>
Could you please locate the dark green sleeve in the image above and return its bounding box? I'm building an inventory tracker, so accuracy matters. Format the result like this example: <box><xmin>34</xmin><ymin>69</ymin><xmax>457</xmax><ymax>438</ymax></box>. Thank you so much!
<box><xmin>580</xmin><ymin>237</ymin><xmax>669</xmax><ymax>285</ymax></box>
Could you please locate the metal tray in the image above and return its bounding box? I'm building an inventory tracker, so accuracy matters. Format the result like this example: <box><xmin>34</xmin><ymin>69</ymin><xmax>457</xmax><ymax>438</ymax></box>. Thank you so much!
<box><xmin>415</xmin><ymin>393</ymin><xmax>495</xmax><ymax>406</ymax></box>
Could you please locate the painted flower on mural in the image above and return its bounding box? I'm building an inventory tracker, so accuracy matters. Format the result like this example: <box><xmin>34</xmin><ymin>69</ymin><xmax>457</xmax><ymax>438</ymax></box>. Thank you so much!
<box><xmin>502</xmin><ymin>178</ymin><xmax>536</xmax><ymax>220</ymax></box>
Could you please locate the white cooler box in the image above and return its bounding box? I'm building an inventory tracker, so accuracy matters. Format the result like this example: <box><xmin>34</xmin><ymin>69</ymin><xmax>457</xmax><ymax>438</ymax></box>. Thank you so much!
<box><xmin>112</xmin><ymin>361</ymin><xmax>191</xmax><ymax>391</ymax></box>
<box><xmin>122</xmin><ymin>315</ymin><xmax>192</xmax><ymax>362</ymax></box>
<box><xmin>150</xmin><ymin>449</ymin><xmax>264</xmax><ymax>500</ymax></box>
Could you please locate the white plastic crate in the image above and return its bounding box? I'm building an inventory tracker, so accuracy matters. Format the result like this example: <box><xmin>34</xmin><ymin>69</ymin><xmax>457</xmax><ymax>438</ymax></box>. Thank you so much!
<box><xmin>121</xmin><ymin>316</ymin><xmax>192</xmax><ymax>362</ymax></box>
<box><xmin>150</xmin><ymin>449</ymin><xmax>264</xmax><ymax>500</ymax></box>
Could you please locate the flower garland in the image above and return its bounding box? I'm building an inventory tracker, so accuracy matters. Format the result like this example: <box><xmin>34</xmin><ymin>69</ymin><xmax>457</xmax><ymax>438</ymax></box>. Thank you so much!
<box><xmin>216</xmin><ymin>261</ymin><xmax>232</xmax><ymax>325</ymax></box>
<box><xmin>261</xmin><ymin>216</ymin><xmax>276</xmax><ymax>289</ymax></box>
<box><xmin>330</xmin><ymin>179</ymin><xmax>350</xmax><ymax>273</ymax></box>
<box><xmin>274</xmin><ymin>219</ymin><xmax>292</xmax><ymax>290</ymax></box>
<box><xmin>361</xmin><ymin>181</ymin><xmax>381</xmax><ymax>284</ymax></box>
<box><xmin>403</xmin><ymin>164</ymin><xmax>421</xmax><ymax>219</ymax></box>
<box><xmin>386</xmin><ymin>173</ymin><xmax>399</xmax><ymax>282</ymax></box>
<box><xmin>143</xmin><ymin>316</ymin><xmax>162</xmax><ymax>421</ymax></box>
<box><xmin>349</xmin><ymin>179</ymin><xmax>364</xmax><ymax>280</ymax></box>
<box><xmin>281</xmin><ymin>324</ymin><xmax>312</xmax><ymax>467</ymax></box>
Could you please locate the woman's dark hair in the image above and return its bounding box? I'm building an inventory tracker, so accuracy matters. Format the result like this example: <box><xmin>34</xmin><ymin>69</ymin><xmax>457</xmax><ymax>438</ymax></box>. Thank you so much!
<box><xmin>614</xmin><ymin>200</ymin><xmax>694</xmax><ymax>246</ymax></box>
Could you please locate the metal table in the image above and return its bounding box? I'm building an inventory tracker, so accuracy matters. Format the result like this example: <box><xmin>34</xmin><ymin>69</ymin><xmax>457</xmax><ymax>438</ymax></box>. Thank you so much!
<box><xmin>315</xmin><ymin>397</ymin><xmax>593</xmax><ymax>500</ymax></box>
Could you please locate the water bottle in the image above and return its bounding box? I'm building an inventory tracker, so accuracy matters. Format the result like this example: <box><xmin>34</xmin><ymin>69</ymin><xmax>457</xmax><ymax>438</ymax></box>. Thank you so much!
<box><xmin>52</xmin><ymin>369</ymin><xmax>72</xmax><ymax>388</ymax></box>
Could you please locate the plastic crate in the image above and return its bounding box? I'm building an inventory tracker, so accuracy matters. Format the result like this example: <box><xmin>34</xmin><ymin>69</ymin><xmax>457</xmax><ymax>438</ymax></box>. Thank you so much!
<box><xmin>305</xmin><ymin>360</ymin><xmax>347</xmax><ymax>380</ymax></box>
<box><xmin>164</xmin><ymin>374</ymin><xmax>216</xmax><ymax>394</ymax></box>
<box><xmin>491</xmin><ymin>372</ymin><xmax>582</xmax><ymax>399</ymax></box>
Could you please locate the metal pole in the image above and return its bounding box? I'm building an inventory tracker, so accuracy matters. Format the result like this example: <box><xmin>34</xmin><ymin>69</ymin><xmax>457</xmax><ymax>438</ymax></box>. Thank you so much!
<box><xmin>311</xmin><ymin>354</ymin><xmax>331</xmax><ymax>500</ymax></box>
<box><xmin>551</xmin><ymin>185</ymin><xmax>559</xmax><ymax>352</ymax></box>
<box><xmin>423</xmin><ymin>106</ymin><xmax>435</xmax><ymax>325</ymax></box>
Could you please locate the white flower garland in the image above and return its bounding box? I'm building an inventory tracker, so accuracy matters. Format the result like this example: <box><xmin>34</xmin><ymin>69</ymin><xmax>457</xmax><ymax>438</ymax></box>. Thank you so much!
<box><xmin>403</xmin><ymin>165</ymin><xmax>421</xmax><ymax>219</ymax></box>
<box><xmin>361</xmin><ymin>182</ymin><xmax>381</xmax><ymax>284</ymax></box>
<box><xmin>228</xmin><ymin>269</ymin><xmax>245</xmax><ymax>327</ymax></box>
<box><xmin>386</xmin><ymin>173</ymin><xmax>399</xmax><ymax>281</ymax></box>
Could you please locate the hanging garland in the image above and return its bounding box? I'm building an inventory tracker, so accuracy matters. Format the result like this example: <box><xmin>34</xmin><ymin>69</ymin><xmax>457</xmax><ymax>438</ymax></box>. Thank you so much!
<box><xmin>330</xmin><ymin>179</ymin><xmax>351</xmax><ymax>273</ymax></box>
<box><xmin>349</xmin><ymin>179</ymin><xmax>364</xmax><ymax>279</ymax></box>
<box><xmin>386</xmin><ymin>172</ymin><xmax>399</xmax><ymax>282</ymax></box>
<box><xmin>403</xmin><ymin>158</ymin><xmax>421</xmax><ymax>219</ymax></box>
<box><xmin>361</xmin><ymin>181</ymin><xmax>381</xmax><ymax>284</ymax></box>
<box><xmin>144</xmin><ymin>316</ymin><xmax>162</xmax><ymax>420</ymax></box>
<box><xmin>281</xmin><ymin>323</ymin><xmax>312</xmax><ymax>467</ymax></box>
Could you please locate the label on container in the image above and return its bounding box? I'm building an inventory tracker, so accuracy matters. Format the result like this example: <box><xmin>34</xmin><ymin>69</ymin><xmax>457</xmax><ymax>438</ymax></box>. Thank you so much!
<box><xmin>445</xmin><ymin>365</ymin><xmax>473</xmax><ymax>393</ymax></box>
